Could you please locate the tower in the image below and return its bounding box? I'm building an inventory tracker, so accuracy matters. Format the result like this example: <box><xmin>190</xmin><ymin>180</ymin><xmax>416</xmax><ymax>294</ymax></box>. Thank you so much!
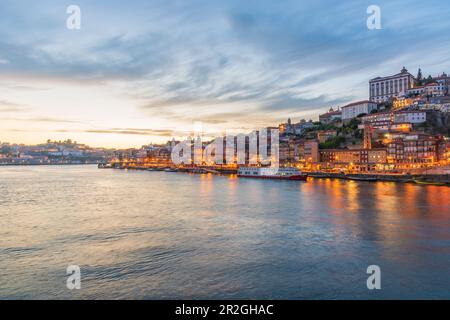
<box><xmin>364</xmin><ymin>124</ymin><xmax>373</xmax><ymax>150</ymax></box>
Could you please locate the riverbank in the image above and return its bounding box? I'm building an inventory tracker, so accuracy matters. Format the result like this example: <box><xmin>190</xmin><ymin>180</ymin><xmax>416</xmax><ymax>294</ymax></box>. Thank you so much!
<box><xmin>308</xmin><ymin>172</ymin><xmax>450</xmax><ymax>185</ymax></box>
<box><xmin>0</xmin><ymin>162</ymin><xmax>100</xmax><ymax>166</ymax></box>
<box><xmin>104</xmin><ymin>164</ymin><xmax>238</xmax><ymax>174</ymax></box>
<box><xmin>101</xmin><ymin>164</ymin><xmax>450</xmax><ymax>186</ymax></box>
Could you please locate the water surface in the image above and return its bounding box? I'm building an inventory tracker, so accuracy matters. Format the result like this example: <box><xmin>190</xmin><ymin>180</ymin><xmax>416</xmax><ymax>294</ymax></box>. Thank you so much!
<box><xmin>0</xmin><ymin>165</ymin><xmax>449</xmax><ymax>299</ymax></box>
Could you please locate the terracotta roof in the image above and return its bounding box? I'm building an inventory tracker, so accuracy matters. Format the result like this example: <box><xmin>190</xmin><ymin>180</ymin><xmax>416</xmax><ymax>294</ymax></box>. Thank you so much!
<box><xmin>394</xmin><ymin>110</ymin><xmax>426</xmax><ymax>114</ymax></box>
<box><xmin>342</xmin><ymin>100</ymin><xmax>377</xmax><ymax>109</ymax></box>
<box><xmin>320</xmin><ymin>110</ymin><xmax>341</xmax><ymax>117</ymax></box>
<box><xmin>370</xmin><ymin>71</ymin><xmax>414</xmax><ymax>82</ymax></box>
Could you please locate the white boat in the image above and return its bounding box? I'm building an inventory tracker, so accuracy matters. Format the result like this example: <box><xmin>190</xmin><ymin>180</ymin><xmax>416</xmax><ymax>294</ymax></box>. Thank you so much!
<box><xmin>237</xmin><ymin>167</ymin><xmax>307</xmax><ymax>180</ymax></box>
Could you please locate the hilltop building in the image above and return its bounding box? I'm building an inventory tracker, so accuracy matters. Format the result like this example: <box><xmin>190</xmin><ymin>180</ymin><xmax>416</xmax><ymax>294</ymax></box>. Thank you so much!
<box><xmin>341</xmin><ymin>100</ymin><xmax>378</xmax><ymax>121</ymax></box>
<box><xmin>369</xmin><ymin>67</ymin><xmax>415</xmax><ymax>103</ymax></box>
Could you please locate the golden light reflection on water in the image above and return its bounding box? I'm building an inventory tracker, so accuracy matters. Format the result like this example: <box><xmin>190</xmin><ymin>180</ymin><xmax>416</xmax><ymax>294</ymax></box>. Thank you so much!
<box><xmin>302</xmin><ymin>178</ymin><xmax>450</xmax><ymax>245</ymax></box>
<box><xmin>0</xmin><ymin>166</ymin><xmax>449</xmax><ymax>299</ymax></box>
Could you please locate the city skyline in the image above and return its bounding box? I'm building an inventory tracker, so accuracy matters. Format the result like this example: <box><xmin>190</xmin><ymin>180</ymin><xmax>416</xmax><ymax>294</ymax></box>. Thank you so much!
<box><xmin>1</xmin><ymin>0</ymin><xmax>450</xmax><ymax>148</ymax></box>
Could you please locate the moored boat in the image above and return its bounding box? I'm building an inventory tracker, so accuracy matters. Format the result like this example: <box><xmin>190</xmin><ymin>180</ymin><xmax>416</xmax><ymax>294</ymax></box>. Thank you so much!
<box><xmin>413</xmin><ymin>179</ymin><xmax>447</xmax><ymax>186</ymax></box>
<box><xmin>346</xmin><ymin>174</ymin><xmax>378</xmax><ymax>182</ymax></box>
<box><xmin>237</xmin><ymin>167</ymin><xmax>307</xmax><ymax>181</ymax></box>
<box><xmin>98</xmin><ymin>163</ymin><xmax>112</xmax><ymax>169</ymax></box>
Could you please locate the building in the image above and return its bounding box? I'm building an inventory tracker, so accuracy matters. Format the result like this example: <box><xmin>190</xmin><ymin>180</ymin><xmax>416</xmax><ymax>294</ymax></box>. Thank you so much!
<box><xmin>361</xmin><ymin>112</ymin><xmax>393</xmax><ymax>124</ymax></box>
<box><xmin>298</xmin><ymin>140</ymin><xmax>320</xmax><ymax>163</ymax></box>
<box><xmin>319</xmin><ymin>108</ymin><xmax>342</xmax><ymax>124</ymax></box>
<box><xmin>408</xmin><ymin>83</ymin><xmax>446</xmax><ymax>97</ymax></box>
<box><xmin>393</xmin><ymin>110</ymin><xmax>427</xmax><ymax>124</ymax></box>
<box><xmin>424</xmin><ymin>82</ymin><xmax>446</xmax><ymax>97</ymax></box>
<box><xmin>279</xmin><ymin>137</ymin><xmax>291</xmax><ymax>164</ymax></box>
<box><xmin>369</xmin><ymin>67</ymin><xmax>415</xmax><ymax>103</ymax></box>
<box><xmin>316</xmin><ymin>130</ymin><xmax>337</xmax><ymax>143</ymax></box>
<box><xmin>384</xmin><ymin>133</ymin><xmax>444</xmax><ymax>164</ymax></box>
<box><xmin>434</xmin><ymin>73</ymin><xmax>450</xmax><ymax>95</ymax></box>
<box><xmin>293</xmin><ymin>119</ymin><xmax>315</xmax><ymax>135</ymax></box>
<box><xmin>360</xmin><ymin>110</ymin><xmax>426</xmax><ymax>130</ymax></box>
<box><xmin>319</xmin><ymin>148</ymin><xmax>387</xmax><ymax>171</ymax></box>
<box><xmin>341</xmin><ymin>100</ymin><xmax>378</xmax><ymax>121</ymax></box>
<box><xmin>358</xmin><ymin>121</ymin><xmax>412</xmax><ymax>132</ymax></box>
<box><xmin>407</xmin><ymin>85</ymin><xmax>425</xmax><ymax>96</ymax></box>
<box><xmin>279</xmin><ymin>119</ymin><xmax>314</xmax><ymax>136</ymax></box>
<box><xmin>279</xmin><ymin>118</ymin><xmax>294</xmax><ymax>135</ymax></box>
<box><xmin>279</xmin><ymin>136</ymin><xmax>309</xmax><ymax>164</ymax></box>
<box><xmin>392</xmin><ymin>97</ymin><xmax>414</xmax><ymax>110</ymax></box>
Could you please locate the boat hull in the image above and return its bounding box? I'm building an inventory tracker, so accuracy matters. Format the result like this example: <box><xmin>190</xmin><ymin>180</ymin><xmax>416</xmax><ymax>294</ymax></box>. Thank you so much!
<box><xmin>346</xmin><ymin>176</ymin><xmax>378</xmax><ymax>182</ymax></box>
<box><xmin>413</xmin><ymin>180</ymin><xmax>447</xmax><ymax>186</ymax></box>
<box><xmin>237</xmin><ymin>174</ymin><xmax>307</xmax><ymax>181</ymax></box>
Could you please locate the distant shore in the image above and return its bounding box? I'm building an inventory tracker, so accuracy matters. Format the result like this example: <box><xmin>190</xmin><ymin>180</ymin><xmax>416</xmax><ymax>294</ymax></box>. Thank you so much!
<box><xmin>0</xmin><ymin>162</ymin><xmax>99</xmax><ymax>166</ymax></box>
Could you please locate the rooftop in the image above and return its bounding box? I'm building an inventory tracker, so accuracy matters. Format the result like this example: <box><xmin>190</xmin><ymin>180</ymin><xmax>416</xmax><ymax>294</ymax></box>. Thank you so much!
<box><xmin>342</xmin><ymin>100</ymin><xmax>377</xmax><ymax>109</ymax></box>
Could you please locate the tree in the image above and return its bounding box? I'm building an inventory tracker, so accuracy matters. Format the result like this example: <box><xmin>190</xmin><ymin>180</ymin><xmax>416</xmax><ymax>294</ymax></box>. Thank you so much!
<box><xmin>424</xmin><ymin>75</ymin><xmax>433</xmax><ymax>84</ymax></box>
<box><xmin>416</xmin><ymin>68</ymin><xmax>423</xmax><ymax>85</ymax></box>
<box><xmin>319</xmin><ymin>136</ymin><xmax>346</xmax><ymax>149</ymax></box>
<box><xmin>347</xmin><ymin>118</ymin><xmax>361</xmax><ymax>130</ymax></box>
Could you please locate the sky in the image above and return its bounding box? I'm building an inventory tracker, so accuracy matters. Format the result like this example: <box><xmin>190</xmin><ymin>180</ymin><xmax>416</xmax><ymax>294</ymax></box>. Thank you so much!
<box><xmin>1</xmin><ymin>0</ymin><xmax>450</xmax><ymax>148</ymax></box>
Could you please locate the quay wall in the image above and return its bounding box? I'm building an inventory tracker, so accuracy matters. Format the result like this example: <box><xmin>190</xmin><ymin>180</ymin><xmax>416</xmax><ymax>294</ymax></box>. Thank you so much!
<box><xmin>308</xmin><ymin>172</ymin><xmax>450</xmax><ymax>183</ymax></box>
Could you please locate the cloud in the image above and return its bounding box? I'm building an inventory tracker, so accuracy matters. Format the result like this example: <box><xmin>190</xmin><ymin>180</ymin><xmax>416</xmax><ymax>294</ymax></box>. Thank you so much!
<box><xmin>85</xmin><ymin>128</ymin><xmax>176</xmax><ymax>136</ymax></box>
<box><xmin>260</xmin><ymin>94</ymin><xmax>354</xmax><ymax>113</ymax></box>
<box><xmin>0</xmin><ymin>100</ymin><xmax>29</xmax><ymax>113</ymax></box>
<box><xmin>1</xmin><ymin>0</ymin><xmax>450</xmax><ymax>145</ymax></box>
<box><xmin>2</xmin><ymin>116</ymin><xmax>81</xmax><ymax>123</ymax></box>
<box><xmin>31</xmin><ymin>117</ymin><xmax>80</xmax><ymax>123</ymax></box>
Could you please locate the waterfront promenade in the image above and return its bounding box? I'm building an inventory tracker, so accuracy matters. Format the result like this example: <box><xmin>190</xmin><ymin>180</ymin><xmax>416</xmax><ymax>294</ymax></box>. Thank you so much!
<box><xmin>102</xmin><ymin>162</ymin><xmax>450</xmax><ymax>185</ymax></box>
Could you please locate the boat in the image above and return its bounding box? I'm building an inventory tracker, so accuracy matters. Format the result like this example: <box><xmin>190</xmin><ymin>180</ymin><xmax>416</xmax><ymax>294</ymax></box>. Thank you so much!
<box><xmin>98</xmin><ymin>163</ymin><xmax>112</xmax><ymax>169</ymax></box>
<box><xmin>164</xmin><ymin>168</ymin><xmax>178</xmax><ymax>172</ymax></box>
<box><xmin>237</xmin><ymin>167</ymin><xmax>307</xmax><ymax>181</ymax></box>
<box><xmin>308</xmin><ymin>173</ymin><xmax>330</xmax><ymax>179</ymax></box>
<box><xmin>413</xmin><ymin>179</ymin><xmax>447</xmax><ymax>186</ymax></box>
<box><xmin>346</xmin><ymin>175</ymin><xmax>378</xmax><ymax>182</ymax></box>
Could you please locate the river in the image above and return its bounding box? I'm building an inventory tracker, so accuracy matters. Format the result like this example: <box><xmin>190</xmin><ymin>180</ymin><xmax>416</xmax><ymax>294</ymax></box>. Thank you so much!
<box><xmin>0</xmin><ymin>165</ymin><xmax>449</xmax><ymax>299</ymax></box>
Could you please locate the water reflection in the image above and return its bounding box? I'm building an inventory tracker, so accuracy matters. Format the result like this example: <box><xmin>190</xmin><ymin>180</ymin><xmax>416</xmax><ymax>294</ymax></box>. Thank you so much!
<box><xmin>0</xmin><ymin>166</ymin><xmax>449</xmax><ymax>299</ymax></box>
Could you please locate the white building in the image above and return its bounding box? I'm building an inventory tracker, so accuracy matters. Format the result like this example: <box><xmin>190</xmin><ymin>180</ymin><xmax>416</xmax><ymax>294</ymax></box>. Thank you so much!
<box><xmin>424</xmin><ymin>82</ymin><xmax>446</xmax><ymax>96</ymax></box>
<box><xmin>361</xmin><ymin>112</ymin><xmax>392</xmax><ymax>124</ymax></box>
<box><xmin>440</xmin><ymin>104</ymin><xmax>450</xmax><ymax>112</ymax></box>
<box><xmin>341</xmin><ymin>100</ymin><xmax>378</xmax><ymax>120</ymax></box>
<box><xmin>407</xmin><ymin>86</ymin><xmax>425</xmax><ymax>96</ymax></box>
<box><xmin>393</xmin><ymin>110</ymin><xmax>427</xmax><ymax>124</ymax></box>
<box><xmin>407</xmin><ymin>83</ymin><xmax>446</xmax><ymax>97</ymax></box>
<box><xmin>369</xmin><ymin>67</ymin><xmax>415</xmax><ymax>103</ymax></box>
